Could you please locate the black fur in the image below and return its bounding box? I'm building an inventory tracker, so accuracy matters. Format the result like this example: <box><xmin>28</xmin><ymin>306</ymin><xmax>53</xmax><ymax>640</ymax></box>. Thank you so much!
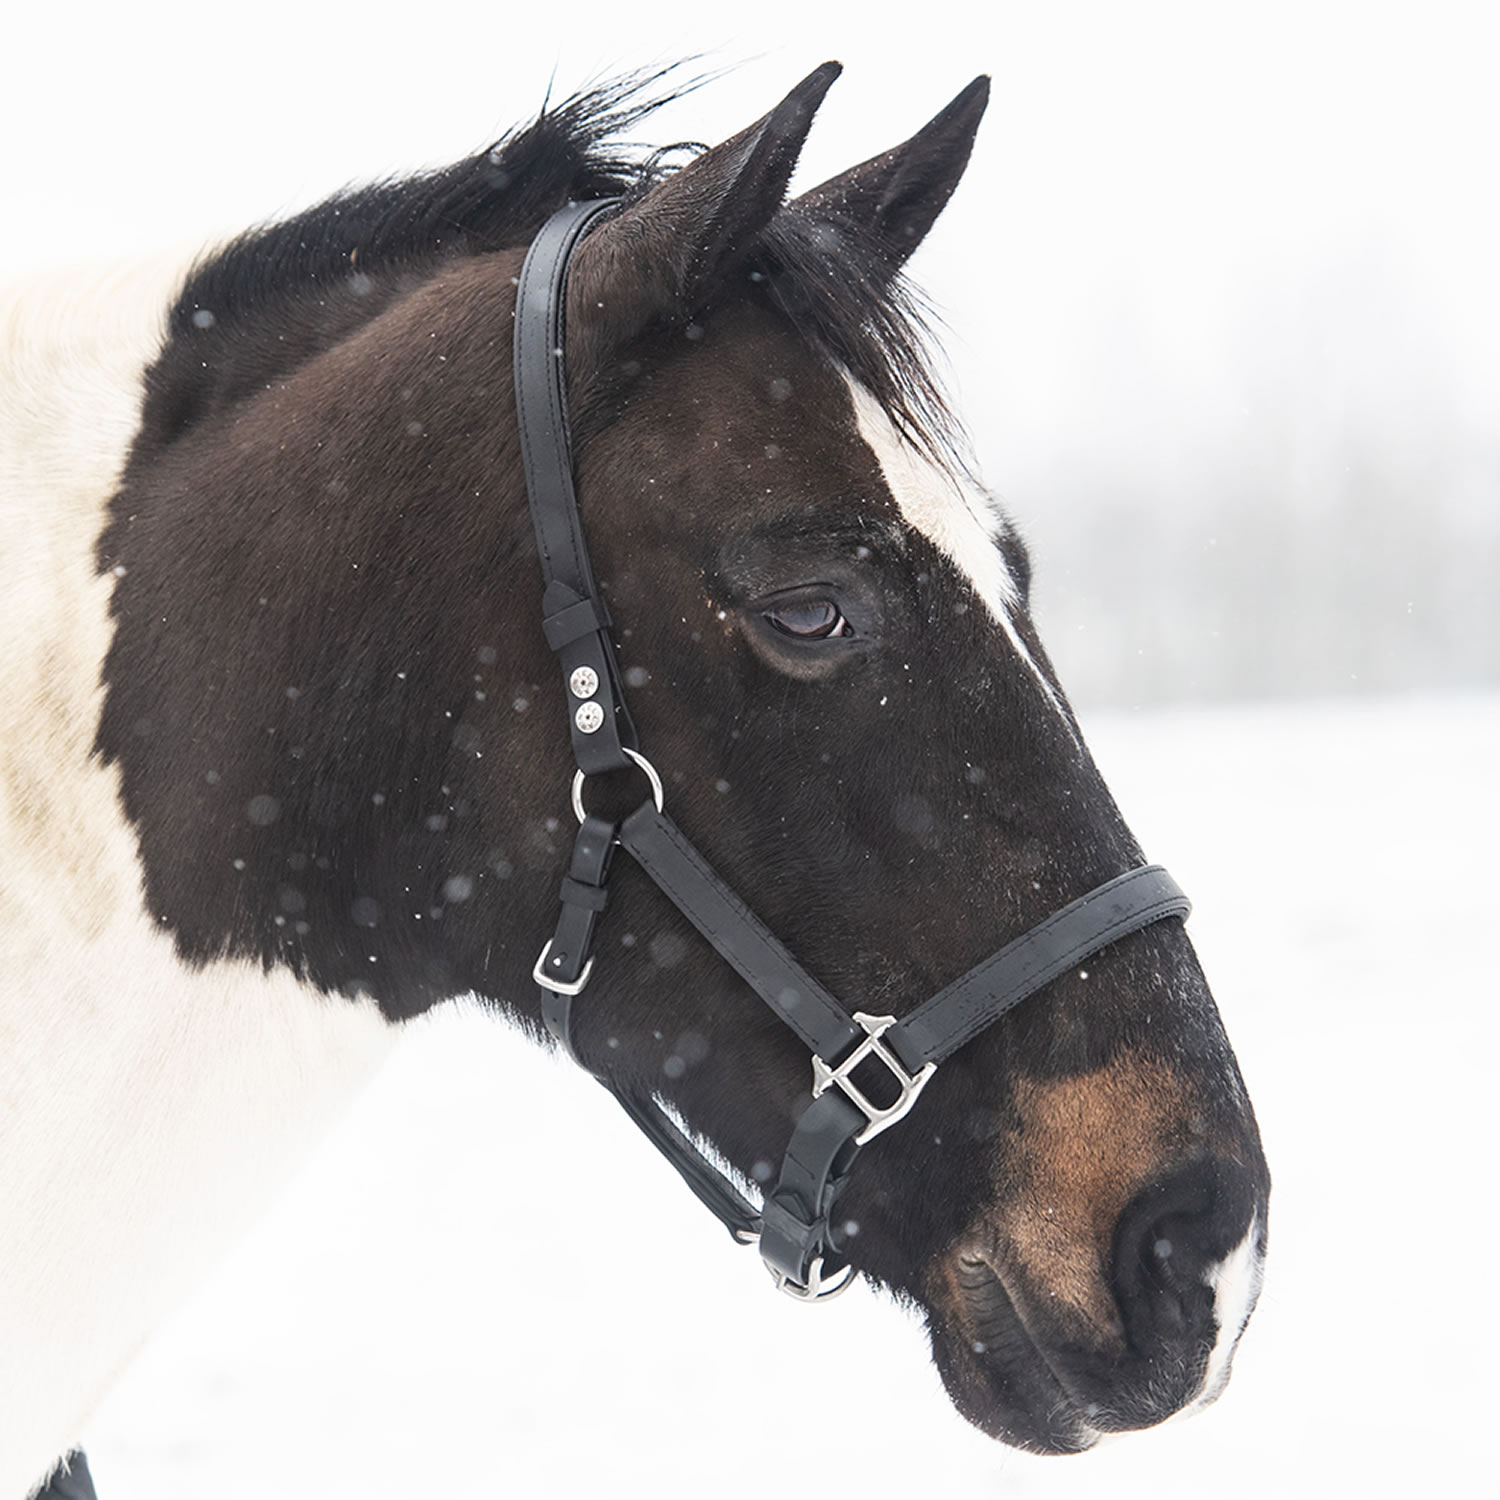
<box><xmin>91</xmin><ymin>68</ymin><xmax>1268</xmax><ymax>1455</ymax></box>
<box><xmin>134</xmin><ymin>69</ymin><xmax>957</xmax><ymax>462</ymax></box>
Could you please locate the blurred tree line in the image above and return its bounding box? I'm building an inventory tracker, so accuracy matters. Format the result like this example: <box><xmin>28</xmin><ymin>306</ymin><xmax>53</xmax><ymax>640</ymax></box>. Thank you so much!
<box><xmin>977</xmin><ymin>255</ymin><xmax>1499</xmax><ymax>710</ymax></box>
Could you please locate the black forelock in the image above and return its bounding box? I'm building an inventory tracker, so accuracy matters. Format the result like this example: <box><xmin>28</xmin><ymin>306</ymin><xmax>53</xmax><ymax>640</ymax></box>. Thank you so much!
<box><xmin>753</xmin><ymin>206</ymin><xmax>957</xmax><ymax>460</ymax></box>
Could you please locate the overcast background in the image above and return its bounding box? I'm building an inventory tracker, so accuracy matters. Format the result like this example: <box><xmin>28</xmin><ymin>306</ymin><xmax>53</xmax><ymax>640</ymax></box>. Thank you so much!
<box><xmin>7</xmin><ymin>0</ymin><xmax>1495</xmax><ymax>711</ymax></box>
<box><xmin>5</xmin><ymin>2</ymin><xmax>1496</xmax><ymax>1496</ymax></box>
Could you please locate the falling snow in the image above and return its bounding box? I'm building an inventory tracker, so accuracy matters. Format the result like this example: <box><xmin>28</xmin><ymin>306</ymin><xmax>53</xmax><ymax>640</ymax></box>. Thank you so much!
<box><xmin>74</xmin><ymin>695</ymin><xmax>1497</xmax><ymax>1498</ymax></box>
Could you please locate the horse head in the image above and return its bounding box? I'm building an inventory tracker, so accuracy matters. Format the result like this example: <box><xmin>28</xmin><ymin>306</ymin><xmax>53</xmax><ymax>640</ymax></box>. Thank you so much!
<box><xmin>550</xmin><ymin>66</ymin><xmax>1270</xmax><ymax>1448</ymax></box>
<box><xmin>97</xmin><ymin>64</ymin><xmax>1269</xmax><ymax>1456</ymax></box>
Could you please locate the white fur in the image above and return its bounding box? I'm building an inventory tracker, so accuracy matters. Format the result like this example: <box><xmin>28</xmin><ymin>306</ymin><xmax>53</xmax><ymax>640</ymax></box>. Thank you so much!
<box><xmin>845</xmin><ymin>378</ymin><xmax>1073</xmax><ymax>727</ymax></box>
<box><xmin>0</xmin><ymin>257</ymin><xmax>396</xmax><ymax>1499</ymax></box>
<box><xmin>1187</xmin><ymin>1215</ymin><xmax>1266</xmax><ymax>1414</ymax></box>
<box><xmin>1081</xmin><ymin>1216</ymin><xmax>1265</xmax><ymax>1446</ymax></box>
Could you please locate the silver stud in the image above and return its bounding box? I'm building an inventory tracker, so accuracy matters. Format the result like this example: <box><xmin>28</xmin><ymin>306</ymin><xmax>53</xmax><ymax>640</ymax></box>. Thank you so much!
<box><xmin>574</xmin><ymin>702</ymin><xmax>605</xmax><ymax>735</ymax></box>
<box><xmin>569</xmin><ymin>665</ymin><xmax>599</xmax><ymax>699</ymax></box>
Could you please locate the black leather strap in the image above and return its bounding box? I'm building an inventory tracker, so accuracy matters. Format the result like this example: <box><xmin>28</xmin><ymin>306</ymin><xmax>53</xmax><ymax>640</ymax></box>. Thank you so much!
<box><xmin>612</xmin><ymin>1089</ymin><xmax>762</xmax><ymax>1242</ymax></box>
<box><xmin>514</xmin><ymin>200</ymin><xmax>614</xmax><ymax>608</ymax></box>
<box><xmin>887</xmin><ymin>865</ymin><xmax>1190</xmax><ymax>1073</ymax></box>
<box><xmin>513</xmin><ymin>199</ymin><xmax>638</xmax><ymax>776</ymax></box>
<box><xmin>537</xmin><ymin>813</ymin><xmax>619</xmax><ymax>1056</ymax></box>
<box><xmin>757</xmin><ymin>864</ymin><xmax>1192</xmax><ymax>1286</ymax></box>
<box><xmin>619</xmin><ymin>803</ymin><xmax>863</xmax><ymax>1063</ymax></box>
<box><xmin>758</xmin><ymin>1089</ymin><xmax>866</xmax><ymax>1283</ymax></box>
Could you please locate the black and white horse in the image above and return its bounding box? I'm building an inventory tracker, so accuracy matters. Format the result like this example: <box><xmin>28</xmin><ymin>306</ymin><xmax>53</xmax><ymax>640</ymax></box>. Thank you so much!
<box><xmin>0</xmin><ymin>65</ymin><xmax>1268</xmax><ymax>1496</ymax></box>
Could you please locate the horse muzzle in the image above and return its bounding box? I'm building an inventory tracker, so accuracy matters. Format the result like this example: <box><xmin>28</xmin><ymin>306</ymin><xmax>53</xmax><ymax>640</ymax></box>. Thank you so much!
<box><xmin>926</xmin><ymin>1155</ymin><xmax>1269</xmax><ymax>1453</ymax></box>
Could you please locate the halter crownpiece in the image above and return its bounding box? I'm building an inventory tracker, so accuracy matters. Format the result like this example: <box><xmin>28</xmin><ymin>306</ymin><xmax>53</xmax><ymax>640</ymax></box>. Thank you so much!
<box><xmin>514</xmin><ymin>199</ymin><xmax>1192</xmax><ymax>1300</ymax></box>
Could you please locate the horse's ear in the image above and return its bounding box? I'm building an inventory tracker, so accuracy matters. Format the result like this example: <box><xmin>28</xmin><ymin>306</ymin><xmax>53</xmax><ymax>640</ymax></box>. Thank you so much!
<box><xmin>790</xmin><ymin>75</ymin><xmax>989</xmax><ymax>273</ymax></box>
<box><xmin>566</xmin><ymin>62</ymin><xmax>841</xmax><ymax>352</ymax></box>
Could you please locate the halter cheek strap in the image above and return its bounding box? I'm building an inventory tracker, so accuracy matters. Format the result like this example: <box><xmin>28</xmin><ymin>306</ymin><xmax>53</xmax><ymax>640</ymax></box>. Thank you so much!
<box><xmin>513</xmin><ymin>200</ymin><xmax>1191</xmax><ymax>1299</ymax></box>
<box><xmin>513</xmin><ymin>198</ymin><xmax>639</xmax><ymax>781</ymax></box>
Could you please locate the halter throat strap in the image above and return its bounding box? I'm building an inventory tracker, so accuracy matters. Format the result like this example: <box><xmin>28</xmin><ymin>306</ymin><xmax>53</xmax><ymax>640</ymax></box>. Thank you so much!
<box><xmin>513</xmin><ymin>200</ymin><xmax>1192</xmax><ymax>1298</ymax></box>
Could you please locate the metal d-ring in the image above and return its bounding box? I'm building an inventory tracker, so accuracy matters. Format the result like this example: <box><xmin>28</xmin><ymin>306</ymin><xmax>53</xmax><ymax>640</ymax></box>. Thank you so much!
<box><xmin>571</xmin><ymin>747</ymin><xmax>665</xmax><ymax>824</ymax></box>
<box><xmin>768</xmin><ymin>1255</ymin><xmax>859</xmax><ymax>1302</ymax></box>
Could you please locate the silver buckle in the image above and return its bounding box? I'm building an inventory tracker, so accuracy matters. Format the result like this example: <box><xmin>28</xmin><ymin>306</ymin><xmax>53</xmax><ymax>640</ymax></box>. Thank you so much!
<box><xmin>811</xmin><ymin>1012</ymin><xmax>936</xmax><ymax>1145</ymax></box>
<box><xmin>768</xmin><ymin>1255</ymin><xmax>858</xmax><ymax>1302</ymax></box>
<box><xmin>532</xmin><ymin>940</ymin><xmax>594</xmax><ymax>996</ymax></box>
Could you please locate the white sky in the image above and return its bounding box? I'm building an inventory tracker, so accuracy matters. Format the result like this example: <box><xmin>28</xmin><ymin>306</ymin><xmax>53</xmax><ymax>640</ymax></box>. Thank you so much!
<box><xmin>7</xmin><ymin>0</ymin><xmax>1493</xmax><ymax>412</ymax></box>
<box><xmin>5</xmin><ymin>0</ymin><xmax>1495</xmax><ymax>699</ymax></box>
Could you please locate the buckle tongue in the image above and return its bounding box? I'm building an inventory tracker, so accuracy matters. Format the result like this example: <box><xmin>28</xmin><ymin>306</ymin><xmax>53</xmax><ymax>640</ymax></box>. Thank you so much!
<box><xmin>811</xmin><ymin>1012</ymin><xmax>936</xmax><ymax>1145</ymax></box>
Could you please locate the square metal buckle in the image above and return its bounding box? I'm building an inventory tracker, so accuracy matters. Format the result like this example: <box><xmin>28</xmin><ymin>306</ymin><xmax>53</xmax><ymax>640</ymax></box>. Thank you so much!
<box><xmin>811</xmin><ymin>1012</ymin><xmax>936</xmax><ymax>1145</ymax></box>
<box><xmin>532</xmin><ymin>940</ymin><xmax>594</xmax><ymax>996</ymax></box>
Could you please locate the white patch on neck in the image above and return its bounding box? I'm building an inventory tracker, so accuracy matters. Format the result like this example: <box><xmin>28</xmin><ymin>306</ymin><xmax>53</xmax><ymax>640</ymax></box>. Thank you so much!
<box><xmin>0</xmin><ymin>251</ymin><xmax>397</xmax><ymax>1497</ymax></box>
<box><xmin>1184</xmin><ymin>1214</ymin><xmax>1266</xmax><ymax>1416</ymax></box>
<box><xmin>843</xmin><ymin>378</ymin><xmax>1073</xmax><ymax>729</ymax></box>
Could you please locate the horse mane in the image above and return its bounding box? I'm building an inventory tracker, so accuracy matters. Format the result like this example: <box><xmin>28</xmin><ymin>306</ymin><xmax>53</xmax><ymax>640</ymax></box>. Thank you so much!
<box><xmin>145</xmin><ymin>67</ymin><xmax>954</xmax><ymax>457</ymax></box>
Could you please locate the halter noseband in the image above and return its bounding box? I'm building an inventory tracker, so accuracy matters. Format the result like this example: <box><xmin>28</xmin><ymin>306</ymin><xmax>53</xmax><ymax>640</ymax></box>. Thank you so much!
<box><xmin>514</xmin><ymin>200</ymin><xmax>1191</xmax><ymax>1300</ymax></box>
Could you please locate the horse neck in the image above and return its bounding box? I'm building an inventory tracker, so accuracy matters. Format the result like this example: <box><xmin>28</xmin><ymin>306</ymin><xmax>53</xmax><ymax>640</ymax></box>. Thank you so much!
<box><xmin>0</xmin><ymin>248</ymin><xmax>402</xmax><ymax>1494</ymax></box>
<box><xmin>89</xmin><ymin>252</ymin><xmax>565</xmax><ymax>1024</ymax></box>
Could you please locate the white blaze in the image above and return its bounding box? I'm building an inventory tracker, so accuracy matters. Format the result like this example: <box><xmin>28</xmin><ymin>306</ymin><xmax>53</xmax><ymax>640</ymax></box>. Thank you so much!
<box><xmin>1188</xmin><ymin>1214</ymin><xmax>1267</xmax><ymax>1413</ymax></box>
<box><xmin>848</xmin><ymin>374</ymin><xmax>1263</xmax><ymax>1421</ymax></box>
<box><xmin>844</xmin><ymin>377</ymin><xmax>1073</xmax><ymax>728</ymax></box>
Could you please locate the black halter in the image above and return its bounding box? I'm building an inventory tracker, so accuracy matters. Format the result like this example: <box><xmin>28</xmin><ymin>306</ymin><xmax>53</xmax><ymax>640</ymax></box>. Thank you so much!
<box><xmin>514</xmin><ymin>200</ymin><xmax>1192</xmax><ymax>1299</ymax></box>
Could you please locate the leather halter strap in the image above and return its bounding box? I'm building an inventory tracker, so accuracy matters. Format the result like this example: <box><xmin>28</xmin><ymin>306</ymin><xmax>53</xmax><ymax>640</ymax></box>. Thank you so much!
<box><xmin>513</xmin><ymin>200</ymin><xmax>1192</xmax><ymax>1297</ymax></box>
<box><xmin>513</xmin><ymin>197</ymin><xmax>638</xmax><ymax>779</ymax></box>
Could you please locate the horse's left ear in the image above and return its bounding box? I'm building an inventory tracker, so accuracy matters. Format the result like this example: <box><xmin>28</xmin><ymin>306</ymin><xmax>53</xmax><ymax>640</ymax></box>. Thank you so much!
<box><xmin>565</xmin><ymin>62</ymin><xmax>841</xmax><ymax>360</ymax></box>
<box><xmin>789</xmin><ymin>75</ymin><xmax>989</xmax><ymax>273</ymax></box>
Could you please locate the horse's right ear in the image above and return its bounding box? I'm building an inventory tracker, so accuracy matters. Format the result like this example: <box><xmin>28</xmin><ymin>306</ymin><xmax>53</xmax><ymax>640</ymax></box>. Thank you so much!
<box><xmin>790</xmin><ymin>75</ymin><xmax>989</xmax><ymax>274</ymax></box>
<box><xmin>564</xmin><ymin>62</ymin><xmax>841</xmax><ymax>359</ymax></box>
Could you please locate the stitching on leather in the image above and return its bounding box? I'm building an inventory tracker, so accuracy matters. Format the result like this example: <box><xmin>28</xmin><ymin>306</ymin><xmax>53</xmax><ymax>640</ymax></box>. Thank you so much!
<box><xmin>517</xmin><ymin>203</ymin><xmax>604</xmax><ymax>591</ymax></box>
<box><xmin>901</xmin><ymin>871</ymin><xmax>1188</xmax><ymax>1062</ymax></box>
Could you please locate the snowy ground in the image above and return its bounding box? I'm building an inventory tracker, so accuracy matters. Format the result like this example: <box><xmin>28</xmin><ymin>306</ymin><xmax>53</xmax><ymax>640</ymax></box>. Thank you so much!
<box><xmin>76</xmin><ymin>693</ymin><xmax>1498</xmax><ymax>1497</ymax></box>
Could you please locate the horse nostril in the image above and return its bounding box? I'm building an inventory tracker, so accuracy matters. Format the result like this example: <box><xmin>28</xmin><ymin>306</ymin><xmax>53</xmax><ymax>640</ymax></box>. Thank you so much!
<box><xmin>1111</xmin><ymin>1158</ymin><xmax>1261</xmax><ymax>1356</ymax></box>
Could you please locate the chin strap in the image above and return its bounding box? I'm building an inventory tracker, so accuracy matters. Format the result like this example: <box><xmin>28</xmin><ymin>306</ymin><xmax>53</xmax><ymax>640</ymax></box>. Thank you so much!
<box><xmin>514</xmin><ymin>199</ymin><xmax>1192</xmax><ymax>1299</ymax></box>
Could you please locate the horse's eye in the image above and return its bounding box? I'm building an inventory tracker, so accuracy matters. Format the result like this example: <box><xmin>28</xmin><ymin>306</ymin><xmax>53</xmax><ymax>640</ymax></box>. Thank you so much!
<box><xmin>763</xmin><ymin>600</ymin><xmax>852</xmax><ymax>639</ymax></box>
